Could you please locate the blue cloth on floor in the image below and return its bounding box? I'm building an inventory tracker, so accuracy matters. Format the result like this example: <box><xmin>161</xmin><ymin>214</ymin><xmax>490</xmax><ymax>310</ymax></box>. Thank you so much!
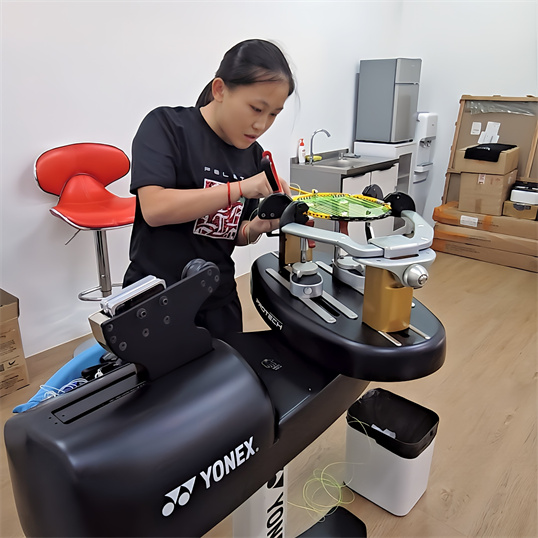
<box><xmin>13</xmin><ymin>343</ymin><xmax>105</xmax><ymax>413</ymax></box>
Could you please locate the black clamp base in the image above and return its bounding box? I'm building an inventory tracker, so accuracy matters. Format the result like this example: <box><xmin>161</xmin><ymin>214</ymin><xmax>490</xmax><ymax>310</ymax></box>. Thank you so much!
<box><xmin>298</xmin><ymin>507</ymin><xmax>367</xmax><ymax>537</ymax></box>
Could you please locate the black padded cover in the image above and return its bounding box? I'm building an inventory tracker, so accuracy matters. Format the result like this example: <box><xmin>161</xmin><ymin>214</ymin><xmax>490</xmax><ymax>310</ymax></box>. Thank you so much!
<box><xmin>464</xmin><ymin>143</ymin><xmax>516</xmax><ymax>162</ymax></box>
<box><xmin>5</xmin><ymin>341</ymin><xmax>275</xmax><ymax>537</ymax></box>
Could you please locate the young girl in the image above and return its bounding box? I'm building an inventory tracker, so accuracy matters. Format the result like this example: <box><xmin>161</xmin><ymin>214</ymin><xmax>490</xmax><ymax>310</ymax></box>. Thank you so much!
<box><xmin>123</xmin><ymin>39</ymin><xmax>295</xmax><ymax>339</ymax></box>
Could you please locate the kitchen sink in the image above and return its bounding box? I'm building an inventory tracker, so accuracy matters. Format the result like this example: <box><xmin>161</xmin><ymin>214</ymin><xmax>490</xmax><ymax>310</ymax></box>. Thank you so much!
<box><xmin>314</xmin><ymin>157</ymin><xmax>365</xmax><ymax>167</ymax></box>
<box><xmin>292</xmin><ymin>150</ymin><xmax>398</xmax><ymax>177</ymax></box>
<box><xmin>305</xmin><ymin>156</ymin><xmax>385</xmax><ymax>175</ymax></box>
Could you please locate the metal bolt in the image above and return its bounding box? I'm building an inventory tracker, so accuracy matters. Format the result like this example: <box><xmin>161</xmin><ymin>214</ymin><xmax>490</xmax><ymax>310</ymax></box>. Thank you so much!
<box><xmin>137</xmin><ymin>308</ymin><xmax>147</xmax><ymax>319</ymax></box>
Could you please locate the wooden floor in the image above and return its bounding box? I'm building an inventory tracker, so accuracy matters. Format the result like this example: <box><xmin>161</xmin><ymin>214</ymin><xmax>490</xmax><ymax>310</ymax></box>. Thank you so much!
<box><xmin>1</xmin><ymin>252</ymin><xmax>536</xmax><ymax>537</ymax></box>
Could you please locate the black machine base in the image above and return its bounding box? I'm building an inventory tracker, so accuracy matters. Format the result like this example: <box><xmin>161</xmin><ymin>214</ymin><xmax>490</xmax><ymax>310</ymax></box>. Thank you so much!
<box><xmin>4</xmin><ymin>254</ymin><xmax>444</xmax><ymax>537</ymax></box>
<box><xmin>298</xmin><ymin>507</ymin><xmax>367</xmax><ymax>538</ymax></box>
<box><xmin>251</xmin><ymin>252</ymin><xmax>445</xmax><ymax>382</ymax></box>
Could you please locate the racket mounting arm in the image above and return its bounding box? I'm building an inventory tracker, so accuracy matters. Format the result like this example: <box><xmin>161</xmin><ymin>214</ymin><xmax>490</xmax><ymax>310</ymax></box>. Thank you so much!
<box><xmin>281</xmin><ymin>222</ymin><xmax>384</xmax><ymax>258</ymax></box>
<box><xmin>279</xmin><ymin>203</ymin><xmax>436</xmax><ymax>289</ymax></box>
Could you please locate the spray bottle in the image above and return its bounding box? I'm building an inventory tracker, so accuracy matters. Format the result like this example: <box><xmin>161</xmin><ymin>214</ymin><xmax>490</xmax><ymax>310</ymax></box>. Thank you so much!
<box><xmin>297</xmin><ymin>138</ymin><xmax>306</xmax><ymax>164</ymax></box>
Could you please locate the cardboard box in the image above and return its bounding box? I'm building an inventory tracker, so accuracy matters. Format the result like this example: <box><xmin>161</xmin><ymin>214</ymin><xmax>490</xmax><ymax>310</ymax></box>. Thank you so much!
<box><xmin>433</xmin><ymin>201</ymin><xmax>538</xmax><ymax>240</ymax></box>
<box><xmin>510</xmin><ymin>179</ymin><xmax>538</xmax><ymax>204</ymax></box>
<box><xmin>432</xmin><ymin>239</ymin><xmax>537</xmax><ymax>273</ymax></box>
<box><xmin>0</xmin><ymin>289</ymin><xmax>29</xmax><ymax>397</ymax></box>
<box><xmin>502</xmin><ymin>200</ymin><xmax>538</xmax><ymax>220</ymax></box>
<box><xmin>434</xmin><ymin>223</ymin><xmax>538</xmax><ymax>256</ymax></box>
<box><xmin>459</xmin><ymin>169</ymin><xmax>517</xmax><ymax>215</ymax></box>
<box><xmin>453</xmin><ymin>145</ymin><xmax>520</xmax><ymax>175</ymax></box>
<box><xmin>442</xmin><ymin>96</ymin><xmax>538</xmax><ymax>207</ymax></box>
<box><xmin>436</xmin><ymin>96</ymin><xmax>538</xmax><ymax>269</ymax></box>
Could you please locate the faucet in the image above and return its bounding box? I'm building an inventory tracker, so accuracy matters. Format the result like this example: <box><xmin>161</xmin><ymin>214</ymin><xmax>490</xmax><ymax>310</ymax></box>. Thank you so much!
<box><xmin>310</xmin><ymin>129</ymin><xmax>331</xmax><ymax>165</ymax></box>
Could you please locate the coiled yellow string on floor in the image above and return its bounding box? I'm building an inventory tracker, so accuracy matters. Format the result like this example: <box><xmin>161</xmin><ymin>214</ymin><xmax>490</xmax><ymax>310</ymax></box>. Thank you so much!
<box><xmin>287</xmin><ymin>461</ymin><xmax>355</xmax><ymax>522</ymax></box>
<box><xmin>287</xmin><ymin>414</ymin><xmax>376</xmax><ymax>522</ymax></box>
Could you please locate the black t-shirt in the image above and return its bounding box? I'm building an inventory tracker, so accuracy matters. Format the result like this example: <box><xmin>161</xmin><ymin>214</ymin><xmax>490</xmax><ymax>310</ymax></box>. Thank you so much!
<box><xmin>123</xmin><ymin>106</ymin><xmax>262</xmax><ymax>309</ymax></box>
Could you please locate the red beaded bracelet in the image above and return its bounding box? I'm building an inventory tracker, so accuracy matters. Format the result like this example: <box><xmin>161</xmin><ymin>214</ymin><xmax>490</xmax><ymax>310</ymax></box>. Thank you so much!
<box><xmin>238</xmin><ymin>181</ymin><xmax>243</xmax><ymax>198</ymax></box>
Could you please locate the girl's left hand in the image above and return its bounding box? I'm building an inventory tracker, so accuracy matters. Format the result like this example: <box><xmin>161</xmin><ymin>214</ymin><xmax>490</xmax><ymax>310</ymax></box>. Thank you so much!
<box><xmin>237</xmin><ymin>179</ymin><xmax>292</xmax><ymax>245</ymax></box>
<box><xmin>251</xmin><ymin>216</ymin><xmax>280</xmax><ymax>235</ymax></box>
<box><xmin>238</xmin><ymin>216</ymin><xmax>278</xmax><ymax>245</ymax></box>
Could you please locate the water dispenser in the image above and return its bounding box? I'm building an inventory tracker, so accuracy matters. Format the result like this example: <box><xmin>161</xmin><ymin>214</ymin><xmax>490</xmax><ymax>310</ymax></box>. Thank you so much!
<box><xmin>412</xmin><ymin>112</ymin><xmax>438</xmax><ymax>215</ymax></box>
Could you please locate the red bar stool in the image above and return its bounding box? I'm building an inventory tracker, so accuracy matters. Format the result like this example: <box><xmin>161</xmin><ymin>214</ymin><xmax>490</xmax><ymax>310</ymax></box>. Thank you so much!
<box><xmin>35</xmin><ymin>143</ymin><xmax>135</xmax><ymax>301</ymax></box>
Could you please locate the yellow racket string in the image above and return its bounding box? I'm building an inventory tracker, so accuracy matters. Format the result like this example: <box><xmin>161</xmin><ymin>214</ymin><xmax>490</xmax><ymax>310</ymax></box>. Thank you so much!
<box><xmin>289</xmin><ymin>185</ymin><xmax>391</xmax><ymax>221</ymax></box>
<box><xmin>287</xmin><ymin>414</ymin><xmax>376</xmax><ymax>522</ymax></box>
<box><xmin>290</xmin><ymin>184</ymin><xmax>389</xmax><ymax>206</ymax></box>
<box><xmin>297</xmin><ymin>193</ymin><xmax>390</xmax><ymax>221</ymax></box>
<box><xmin>295</xmin><ymin>191</ymin><xmax>390</xmax><ymax>208</ymax></box>
<box><xmin>289</xmin><ymin>184</ymin><xmax>311</xmax><ymax>195</ymax></box>
<box><xmin>287</xmin><ymin>462</ymin><xmax>355</xmax><ymax>520</ymax></box>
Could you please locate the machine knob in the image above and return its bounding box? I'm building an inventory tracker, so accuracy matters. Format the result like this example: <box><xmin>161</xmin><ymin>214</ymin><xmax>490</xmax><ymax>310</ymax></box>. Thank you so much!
<box><xmin>290</xmin><ymin>272</ymin><xmax>323</xmax><ymax>299</ymax></box>
<box><xmin>402</xmin><ymin>264</ymin><xmax>429</xmax><ymax>289</ymax></box>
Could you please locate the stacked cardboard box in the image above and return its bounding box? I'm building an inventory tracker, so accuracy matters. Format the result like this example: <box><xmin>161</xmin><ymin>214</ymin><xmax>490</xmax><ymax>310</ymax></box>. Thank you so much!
<box><xmin>456</xmin><ymin>144</ymin><xmax>519</xmax><ymax>215</ymax></box>
<box><xmin>503</xmin><ymin>200</ymin><xmax>538</xmax><ymax>220</ymax></box>
<box><xmin>433</xmin><ymin>95</ymin><xmax>538</xmax><ymax>272</ymax></box>
<box><xmin>504</xmin><ymin>177</ymin><xmax>538</xmax><ymax>219</ymax></box>
<box><xmin>432</xmin><ymin>207</ymin><xmax>538</xmax><ymax>272</ymax></box>
<box><xmin>1</xmin><ymin>289</ymin><xmax>29</xmax><ymax>397</ymax></box>
<box><xmin>458</xmin><ymin>168</ymin><xmax>517</xmax><ymax>215</ymax></box>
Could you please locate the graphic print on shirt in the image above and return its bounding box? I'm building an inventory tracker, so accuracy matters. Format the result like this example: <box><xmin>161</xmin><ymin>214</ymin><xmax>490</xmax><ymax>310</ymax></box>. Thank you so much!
<box><xmin>193</xmin><ymin>178</ymin><xmax>244</xmax><ymax>240</ymax></box>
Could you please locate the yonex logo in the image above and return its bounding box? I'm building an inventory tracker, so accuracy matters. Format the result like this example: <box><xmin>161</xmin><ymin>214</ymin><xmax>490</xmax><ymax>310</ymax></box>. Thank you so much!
<box><xmin>162</xmin><ymin>436</ymin><xmax>257</xmax><ymax>517</ymax></box>
<box><xmin>266</xmin><ymin>471</ymin><xmax>285</xmax><ymax>538</ymax></box>
<box><xmin>162</xmin><ymin>477</ymin><xmax>196</xmax><ymax>517</ymax></box>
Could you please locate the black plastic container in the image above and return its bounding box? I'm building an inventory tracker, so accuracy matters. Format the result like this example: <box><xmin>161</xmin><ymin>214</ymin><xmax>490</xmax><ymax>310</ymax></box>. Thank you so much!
<box><xmin>347</xmin><ymin>388</ymin><xmax>439</xmax><ymax>458</ymax></box>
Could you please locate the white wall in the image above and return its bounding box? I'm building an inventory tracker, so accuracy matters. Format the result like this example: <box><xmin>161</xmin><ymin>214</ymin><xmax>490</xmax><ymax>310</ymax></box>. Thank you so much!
<box><xmin>398</xmin><ymin>0</ymin><xmax>538</xmax><ymax>223</ymax></box>
<box><xmin>1</xmin><ymin>0</ymin><xmax>536</xmax><ymax>357</ymax></box>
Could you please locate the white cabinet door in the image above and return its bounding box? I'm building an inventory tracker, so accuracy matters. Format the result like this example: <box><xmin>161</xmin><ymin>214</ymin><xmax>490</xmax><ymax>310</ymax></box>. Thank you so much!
<box><xmin>342</xmin><ymin>173</ymin><xmax>371</xmax><ymax>245</ymax></box>
<box><xmin>370</xmin><ymin>165</ymin><xmax>397</xmax><ymax>197</ymax></box>
<box><xmin>342</xmin><ymin>172</ymin><xmax>371</xmax><ymax>196</ymax></box>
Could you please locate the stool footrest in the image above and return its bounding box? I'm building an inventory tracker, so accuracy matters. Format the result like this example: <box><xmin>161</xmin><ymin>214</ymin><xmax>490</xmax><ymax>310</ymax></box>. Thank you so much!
<box><xmin>78</xmin><ymin>283</ymin><xmax>124</xmax><ymax>302</ymax></box>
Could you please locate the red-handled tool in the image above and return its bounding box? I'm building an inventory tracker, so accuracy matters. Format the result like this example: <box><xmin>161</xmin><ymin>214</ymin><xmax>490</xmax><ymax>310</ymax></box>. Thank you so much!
<box><xmin>258</xmin><ymin>151</ymin><xmax>292</xmax><ymax>222</ymax></box>
<box><xmin>261</xmin><ymin>150</ymin><xmax>282</xmax><ymax>193</ymax></box>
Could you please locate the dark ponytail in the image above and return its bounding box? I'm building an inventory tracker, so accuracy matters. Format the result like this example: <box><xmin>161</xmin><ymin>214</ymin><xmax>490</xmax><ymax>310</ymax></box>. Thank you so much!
<box><xmin>196</xmin><ymin>81</ymin><xmax>214</xmax><ymax>109</ymax></box>
<box><xmin>196</xmin><ymin>39</ymin><xmax>295</xmax><ymax>108</ymax></box>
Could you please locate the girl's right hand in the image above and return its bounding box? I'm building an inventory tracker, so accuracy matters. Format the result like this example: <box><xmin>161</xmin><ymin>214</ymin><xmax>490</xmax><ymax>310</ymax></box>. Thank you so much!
<box><xmin>240</xmin><ymin>172</ymin><xmax>276</xmax><ymax>199</ymax></box>
<box><xmin>240</xmin><ymin>173</ymin><xmax>291</xmax><ymax>199</ymax></box>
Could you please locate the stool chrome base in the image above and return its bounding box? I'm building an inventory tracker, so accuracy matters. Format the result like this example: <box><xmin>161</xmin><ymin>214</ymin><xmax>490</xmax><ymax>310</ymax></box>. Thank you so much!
<box><xmin>78</xmin><ymin>229</ymin><xmax>122</xmax><ymax>301</ymax></box>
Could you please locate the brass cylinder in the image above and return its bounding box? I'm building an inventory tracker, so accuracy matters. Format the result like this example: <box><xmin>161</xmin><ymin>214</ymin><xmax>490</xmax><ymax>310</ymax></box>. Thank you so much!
<box><xmin>278</xmin><ymin>220</ymin><xmax>314</xmax><ymax>267</ymax></box>
<box><xmin>362</xmin><ymin>266</ymin><xmax>413</xmax><ymax>332</ymax></box>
